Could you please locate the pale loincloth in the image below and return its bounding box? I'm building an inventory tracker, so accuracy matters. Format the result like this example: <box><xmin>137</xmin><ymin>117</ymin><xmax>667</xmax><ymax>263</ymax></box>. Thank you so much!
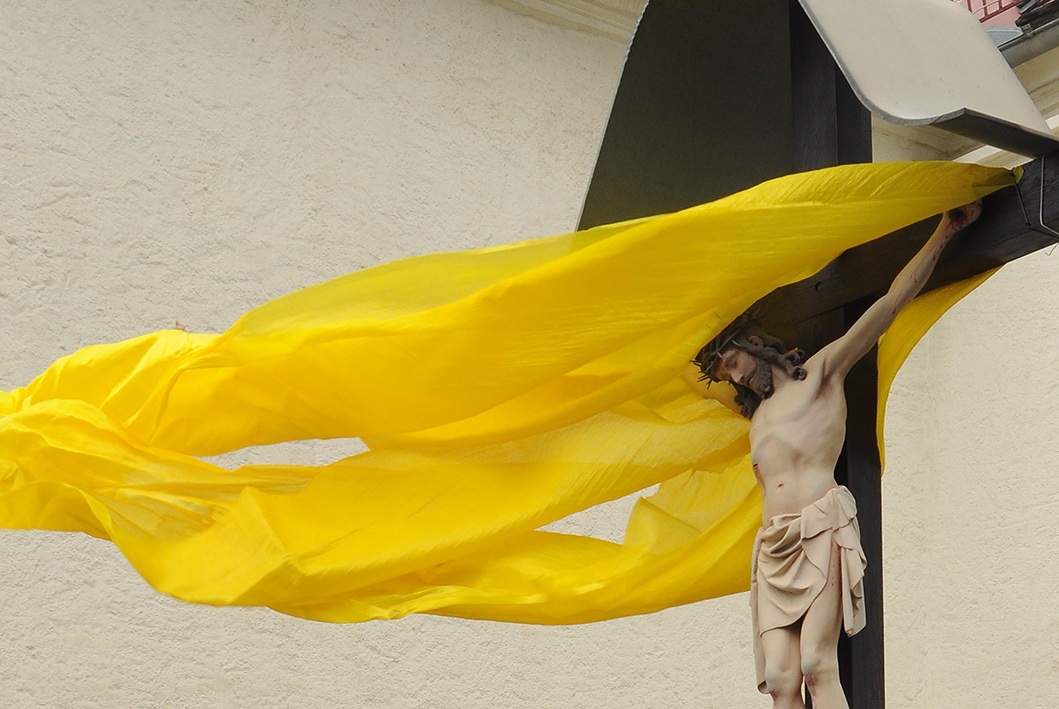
<box><xmin>750</xmin><ymin>485</ymin><xmax>866</xmax><ymax>694</ymax></box>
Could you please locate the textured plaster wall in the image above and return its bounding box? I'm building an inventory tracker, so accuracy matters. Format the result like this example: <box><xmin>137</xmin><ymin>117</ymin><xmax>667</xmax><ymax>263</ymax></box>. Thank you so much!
<box><xmin>2</xmin><ymin>1</ymin><xmax>1058</xmax><ymax>708</ymax></box>
<box><xmin>882</xmin><ymin>248</ymin><xmax>1059</xmax><ymax>707</ymax></box>
<box><xmin>0</xmin><ymin>1</ymin><xmax>760</xmax><ymax>707</ymax></box>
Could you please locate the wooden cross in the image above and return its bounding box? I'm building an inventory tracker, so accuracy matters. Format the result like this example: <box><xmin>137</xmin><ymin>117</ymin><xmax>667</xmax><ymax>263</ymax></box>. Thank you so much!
<box><xmin>578</xmin><ymin>1</ymin><xmax>1059</xmax><ymax>706</ymax></box>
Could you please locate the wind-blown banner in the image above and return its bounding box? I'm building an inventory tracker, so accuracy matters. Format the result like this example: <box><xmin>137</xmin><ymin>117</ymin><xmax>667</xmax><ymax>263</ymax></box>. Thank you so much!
<box><xmin>0</xmin><ymin>162</ymin><xmax>1011</xmax><ymax>623</ymax></box>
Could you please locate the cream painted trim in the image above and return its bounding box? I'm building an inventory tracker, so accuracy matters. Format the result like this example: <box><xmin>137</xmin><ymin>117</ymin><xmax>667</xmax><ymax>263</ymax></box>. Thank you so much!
<box><xmin>1014</xmin><ymin>43</ymin><xmax>1059</xmax><ymax>118</ymax></box>
<box><xmin>488</xmin><ymin>0</ymin><xmax>644</xmax><ymax>41</ymax></box>
<box><xmin>873</xmin><ymin>119</ymin><xmax>979</xmax><ymax>162</ymax></box>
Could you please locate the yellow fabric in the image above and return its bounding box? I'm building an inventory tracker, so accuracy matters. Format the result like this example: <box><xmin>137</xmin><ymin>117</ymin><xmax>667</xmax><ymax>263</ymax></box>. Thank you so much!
<box><xmin>0</xmin><ymin>161</ymin><xmax>1012</xmax><ymax>623</ymax></box>
<box><xmin>876</xmin><ymin>268</ymin><xmax>998</xmax><ymax>471</ymax></box>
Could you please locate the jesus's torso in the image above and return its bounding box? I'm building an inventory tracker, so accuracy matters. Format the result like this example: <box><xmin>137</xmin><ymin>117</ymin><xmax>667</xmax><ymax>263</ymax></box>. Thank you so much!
<box><xmin>749</xmin><ymin>360</ymin><xmax>847</xmax><ymax>521</ymax></box>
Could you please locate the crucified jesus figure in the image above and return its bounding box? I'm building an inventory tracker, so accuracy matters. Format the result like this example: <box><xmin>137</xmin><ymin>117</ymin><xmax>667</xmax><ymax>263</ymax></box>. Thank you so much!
<box><xmin>693</xmin><ymin>202</ymin><xmax>982</xmax><ymax>709</ymax></box>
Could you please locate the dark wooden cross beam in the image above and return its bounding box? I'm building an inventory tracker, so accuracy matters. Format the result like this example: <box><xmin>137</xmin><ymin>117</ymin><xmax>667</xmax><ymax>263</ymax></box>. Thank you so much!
<box><xmin>578</xmin><ymin>1</ymin><xmax>1058</xmax><ymax>706</ymax></box>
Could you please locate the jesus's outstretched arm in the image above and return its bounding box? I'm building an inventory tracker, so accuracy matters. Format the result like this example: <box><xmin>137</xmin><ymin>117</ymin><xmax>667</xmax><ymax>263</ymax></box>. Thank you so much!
<box><xmin>815</xmin><ymin>201</ymin><xmax>982</xmax><ymax>381</ymax></box>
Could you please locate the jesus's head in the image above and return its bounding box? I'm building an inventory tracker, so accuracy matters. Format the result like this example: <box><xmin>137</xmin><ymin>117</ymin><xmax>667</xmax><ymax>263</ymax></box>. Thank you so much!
<box><xmin>693</xmin><ymin>315</ymin><xmax>807</xmax><ymax>418</ymax></box>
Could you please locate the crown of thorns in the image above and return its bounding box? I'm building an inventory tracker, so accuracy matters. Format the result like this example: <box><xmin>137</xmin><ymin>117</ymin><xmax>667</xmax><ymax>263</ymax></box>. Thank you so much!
<box><xmin>693</xmin><ymin>314</ymin><xmax>761</xmax><ymax>385</ymax></box>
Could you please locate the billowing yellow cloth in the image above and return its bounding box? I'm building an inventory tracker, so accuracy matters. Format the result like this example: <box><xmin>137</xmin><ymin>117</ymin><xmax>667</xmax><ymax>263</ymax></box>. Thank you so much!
<box><xmin>0</xmin><ymin>162</ymin><xmax>1011</xmax><ymax>623</ymax></box>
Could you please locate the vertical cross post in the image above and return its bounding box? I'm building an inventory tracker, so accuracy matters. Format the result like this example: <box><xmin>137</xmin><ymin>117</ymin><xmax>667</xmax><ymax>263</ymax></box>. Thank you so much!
<box><xmin>789</xmin><ymin>3</ymin><xmax>881</xmax><ymax>706</ymax></box>
<box><xmin>581</xmin><ymin>1</ymin><xmax>882</xmax><ymax>704</ymax></box>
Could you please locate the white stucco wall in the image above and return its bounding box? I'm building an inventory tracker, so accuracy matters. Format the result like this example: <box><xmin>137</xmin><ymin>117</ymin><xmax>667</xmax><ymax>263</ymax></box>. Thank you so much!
<box><xmin>882</xmin><ymin>248</ymin><xmax>1059</xmax><ymax>706</ymax></box>
<box><xmin>0</xmin><ymin>1</ymin><xmax>760</xmax><ymax>707</ymax></box>
<box><xmin>2</xmin><ymin>1</ymin><xmax>1057</xmax><ymax>707</ymax></box>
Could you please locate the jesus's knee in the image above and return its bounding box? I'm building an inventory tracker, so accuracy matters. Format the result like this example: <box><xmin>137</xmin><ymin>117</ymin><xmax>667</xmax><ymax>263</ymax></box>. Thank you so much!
<box><xmin>764</xmin><ymin>662</ymin><xmax>802</xmax><ymax>700</ymax></box>
<box><xmin>800</xmin><ymin>651</ymin><xmax>839</xmax><ymax>690</ymax></box>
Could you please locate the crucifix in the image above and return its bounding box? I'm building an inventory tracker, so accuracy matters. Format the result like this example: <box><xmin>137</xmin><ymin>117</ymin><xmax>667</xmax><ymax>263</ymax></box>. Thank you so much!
<box><xmin>578</xmin><ymin>1</ymin><xmax>1059</xmax><ymax>706</ymax></box>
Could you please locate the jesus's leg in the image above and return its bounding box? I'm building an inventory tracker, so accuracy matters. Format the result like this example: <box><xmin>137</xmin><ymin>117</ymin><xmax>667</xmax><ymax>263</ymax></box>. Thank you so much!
<box><xmin>799</xmin><ymin>541</ymin><xmax>848</xmax><ymax>709</ymax></box>
<box><xmin>760</xmin><ymin>625</ymin><xmax>804</xmax><ymax>709</ymax></box>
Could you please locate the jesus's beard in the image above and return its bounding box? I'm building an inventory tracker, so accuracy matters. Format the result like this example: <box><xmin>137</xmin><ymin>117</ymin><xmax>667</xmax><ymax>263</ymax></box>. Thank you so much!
<box><xmin>745</xmin><ymin>359</ymin><xmax>775</xmax><ymax>398</ymax></box>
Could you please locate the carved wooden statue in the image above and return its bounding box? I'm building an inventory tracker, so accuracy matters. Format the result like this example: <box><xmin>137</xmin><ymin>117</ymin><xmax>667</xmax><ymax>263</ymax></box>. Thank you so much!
<box><xmin>694</xmin><ymin>202</ymin><xmax>982</xmax><ymax>709</ymax></box>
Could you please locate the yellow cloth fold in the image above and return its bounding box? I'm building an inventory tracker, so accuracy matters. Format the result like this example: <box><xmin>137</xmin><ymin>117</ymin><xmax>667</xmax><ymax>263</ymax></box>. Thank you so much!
<box><xmin>0</xmin><ymin>161</ymin><xmax>1012</xmax><ymax>623</ymax></box>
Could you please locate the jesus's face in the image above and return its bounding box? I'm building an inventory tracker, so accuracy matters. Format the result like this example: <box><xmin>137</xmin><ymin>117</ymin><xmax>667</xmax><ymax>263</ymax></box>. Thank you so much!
<box><xmin>714</xmin><ymin>345</ymin><xmax>775</xmax><ymax>398</ymax></box>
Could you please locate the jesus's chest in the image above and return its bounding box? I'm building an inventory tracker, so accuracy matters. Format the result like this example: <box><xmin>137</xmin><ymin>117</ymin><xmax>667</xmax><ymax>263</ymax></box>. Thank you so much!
<box><xmin>749</xmin><ymin>379</ymin><xmax>847</xmax><ymax>451</ymax></box>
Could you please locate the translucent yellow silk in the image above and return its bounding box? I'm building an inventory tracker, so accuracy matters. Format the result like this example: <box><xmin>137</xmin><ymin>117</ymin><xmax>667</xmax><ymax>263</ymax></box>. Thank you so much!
<box><xmin>0</xmin><ymin>162</ymin><xmax>1012</xmax><ymax>623</ymax></box>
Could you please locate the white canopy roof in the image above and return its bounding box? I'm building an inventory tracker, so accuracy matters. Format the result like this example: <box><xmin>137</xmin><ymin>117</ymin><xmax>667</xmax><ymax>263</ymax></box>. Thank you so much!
<box><xmin>801</xmin><ymin>0</ymin><xmax>1059</xmax><ymax>155</ymax></box>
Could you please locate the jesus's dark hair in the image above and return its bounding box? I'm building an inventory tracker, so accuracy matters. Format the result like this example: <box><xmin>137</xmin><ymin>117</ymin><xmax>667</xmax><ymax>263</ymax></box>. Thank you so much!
<box><xmin>693</xmin><ymin>315</ymin><xmax>807</xmax><ymax>418</ymax></box>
